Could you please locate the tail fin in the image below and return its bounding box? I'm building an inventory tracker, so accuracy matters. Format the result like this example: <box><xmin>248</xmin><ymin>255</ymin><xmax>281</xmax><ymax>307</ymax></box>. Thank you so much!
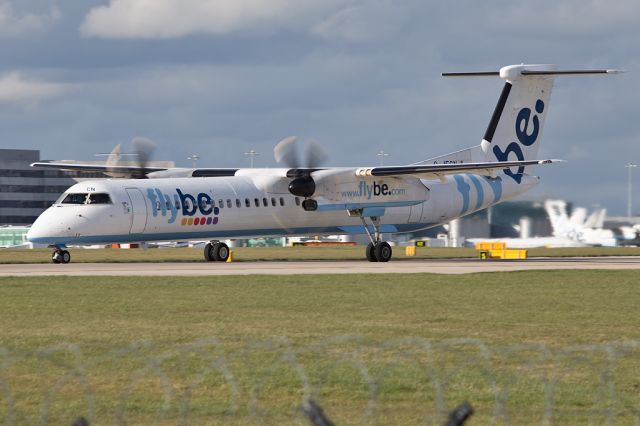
<box><xmin>545</xmin><ymin>199</ymin><xmax>571</xmax><ymax>237</ymax></box>
<box><xmin>443</xmin><ymin>65</ymin><xmax>620</xmax><ymax>183</ymax></box>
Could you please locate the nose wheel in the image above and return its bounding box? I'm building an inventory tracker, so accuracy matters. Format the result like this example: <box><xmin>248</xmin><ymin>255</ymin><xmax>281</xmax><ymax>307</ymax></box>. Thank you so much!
<box><xmin>52</xmin><ymin>249</ymin><xmax>71</xmax><ymax>264</ymax></box>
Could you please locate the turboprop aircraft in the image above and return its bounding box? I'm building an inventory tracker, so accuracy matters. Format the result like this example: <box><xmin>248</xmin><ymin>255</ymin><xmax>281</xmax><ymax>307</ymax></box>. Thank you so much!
<box><xmin>26</xmin><ymin>64</ymin><xmax>619</xmax><ymax>264</ymax></box>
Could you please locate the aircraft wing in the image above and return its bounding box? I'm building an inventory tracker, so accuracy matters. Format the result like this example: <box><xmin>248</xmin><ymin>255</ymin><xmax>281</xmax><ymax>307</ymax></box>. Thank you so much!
<box><xmin>355</xmin><ymin>159</ymin><xmax>562</xmax><ymax>178</ymax></box>
<box><xmin>31</xmin><ymin>162</ymin><xmax>239</xmax><ymax>178</ymax></box>
<box><xmin>31</xmin><ymin>162</ymin><xmax>168</xmax><ymax>175</ymax></box>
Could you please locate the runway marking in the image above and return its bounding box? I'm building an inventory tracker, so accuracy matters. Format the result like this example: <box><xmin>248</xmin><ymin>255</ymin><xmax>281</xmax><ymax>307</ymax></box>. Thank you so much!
<box><xmin>1</xmin><ymin>257</ymin><xmax>639</xmax><ymax>276</ymax></box>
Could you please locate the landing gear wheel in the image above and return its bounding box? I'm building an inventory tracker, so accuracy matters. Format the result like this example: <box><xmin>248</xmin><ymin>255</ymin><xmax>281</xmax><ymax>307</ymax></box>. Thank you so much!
<box><xmin>366</xmin><ymin>242</ymin><xmax>378</xmax><ymax>262</ymax></box>
<box><xmin>52</xmin><ymin>249</ymin><xmax>71</xmax><ymax>264</ymax></box>
<box><xmin>204</xmin><ymin>242</ymin><xmax>230</xmax><ymax>262</ymax></box>
<box><xmin>213</xmin><ymin>242</ymin><xmax>230</xmax><ymax>262</ymax></box>
<box><xmin>374</xmin><ymin>242</ymin><xmax>392</xmax><ymax>262</ymax></box>
<box><xmin>204</xmin><ymin>243</ymin><xmax>216</xmax><ymax>261</ymax></box>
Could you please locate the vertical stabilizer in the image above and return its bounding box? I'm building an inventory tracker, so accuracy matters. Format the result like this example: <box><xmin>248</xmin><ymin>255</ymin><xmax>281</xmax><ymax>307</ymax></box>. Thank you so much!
<box><xmin>481</xmin><ymin>65</ymin><xmax>556</xmax><ymax>183</ymax></box>
<box><xmin>443</xmin><ymin>65</ymin><xmax>620</xmax><ymax>184</ymax></box>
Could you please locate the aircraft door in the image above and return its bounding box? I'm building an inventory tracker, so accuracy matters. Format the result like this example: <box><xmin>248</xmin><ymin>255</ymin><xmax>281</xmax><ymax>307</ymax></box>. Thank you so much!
<box><xmin>125</xmin><ymin>188</ymin><xmax>148</xmax><ymax>234</ymax></box>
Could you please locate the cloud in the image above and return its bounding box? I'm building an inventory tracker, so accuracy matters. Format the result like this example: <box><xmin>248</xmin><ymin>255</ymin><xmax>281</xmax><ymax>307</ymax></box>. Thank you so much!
<box><xmin>490</xmin><ymin>0</ymin><xmax>640</xmax><ymax>35</ymax></box>
<box><xmin>311</xmin><ymin>0</ymin><xmax>408</xmax><ymax>42</ymax></box>
<box><xmin>80</xmin><ymin>0</ymin><xmax>408</xmax><ymax>41</ymax></box>
<box><xmin>80</xmin><ymin>0</ymin><xmax>346</xmax><ymax>39</ymax></box>
<box><xmin>0</xmin><ymin>1</ymin><xmax>61</xmax><ymax>38</ymax></box>
<box><xmin>0</xmin><ymin>72</ymin><xmax>66</xmax><ymax>107</ymax></box>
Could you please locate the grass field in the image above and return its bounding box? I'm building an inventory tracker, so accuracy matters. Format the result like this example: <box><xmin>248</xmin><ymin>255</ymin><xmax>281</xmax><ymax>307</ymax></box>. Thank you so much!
<box><xmin>0</xmin><ymin>271</ymin><xmax>639</xmax><ymax>424</ymax></box>
<box><xmin>2</xmin><ymin>245</ymin><xmax>640</xmax><ymax>263</ymax></box>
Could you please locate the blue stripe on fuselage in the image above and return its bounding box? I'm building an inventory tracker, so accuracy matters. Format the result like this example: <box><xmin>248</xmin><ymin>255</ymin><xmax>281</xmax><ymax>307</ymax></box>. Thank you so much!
<box><xmin>27</xmin><ymin>223</ymin><xmax>436</xmax><ymax>245</ymax></box>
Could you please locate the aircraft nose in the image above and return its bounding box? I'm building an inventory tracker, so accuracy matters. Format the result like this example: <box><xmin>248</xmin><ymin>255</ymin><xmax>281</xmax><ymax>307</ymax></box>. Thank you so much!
<box><xmin>26</xmin><ymin>209</ymin><xmax>67</xmax><ymax>244</ymax></box>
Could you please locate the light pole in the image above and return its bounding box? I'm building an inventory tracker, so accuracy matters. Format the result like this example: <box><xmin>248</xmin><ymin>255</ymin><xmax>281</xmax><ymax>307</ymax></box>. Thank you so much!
<box><xmin>244</xmin><ymin>150</ymin><xmax>259</xmax><ymax>168</ymax></box>
<box><xmin>377</xmin><ymin>150</ymin><xmax>389</xmax><ymax>166</ymax></box>
<box><xmin>187</xmin><ymin>154</ymin><xmax>200</xmax><ymax>168</ymax></box>
<box><xmin>626</xmin><ymin>163</ymin><xmax>637</xmax><ymax>217</ymax></box>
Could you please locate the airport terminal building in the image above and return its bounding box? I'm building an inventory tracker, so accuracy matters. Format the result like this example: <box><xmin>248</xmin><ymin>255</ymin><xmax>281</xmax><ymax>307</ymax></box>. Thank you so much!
<box><xmin>0</xmin><ymin>149</ymin><xmax>80</xmax><ymax>225</ymax></box>
<box><xmin>0</xmin><ymin>148</ymin><xmax>173</xmax><ymax>226</ymax></box>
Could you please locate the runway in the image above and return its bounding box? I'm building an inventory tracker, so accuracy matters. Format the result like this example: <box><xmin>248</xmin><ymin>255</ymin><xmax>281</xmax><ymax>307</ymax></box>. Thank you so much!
<box><xmin>1</xmin><ymin>256</ymin><xmax>639</xmax><ymax>276</ymax></box>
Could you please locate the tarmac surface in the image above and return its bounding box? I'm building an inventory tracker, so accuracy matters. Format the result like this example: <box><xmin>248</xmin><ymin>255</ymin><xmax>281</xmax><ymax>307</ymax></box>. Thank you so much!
<box><xmin>1</xmin><ymin>256</ymin><xmax>639</xmax><ymax>276</ymax></box>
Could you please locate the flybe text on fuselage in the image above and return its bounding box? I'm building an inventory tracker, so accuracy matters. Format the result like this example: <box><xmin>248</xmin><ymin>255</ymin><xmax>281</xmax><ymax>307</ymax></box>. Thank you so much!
<box><xmin>493</xmin><ymin>99</ymin><xmax>544</xmax><ymax>184</ymax></box>
<box><xmin>145</xmin><ymin>188</ymin><xmax>220</xmax><ymax>225</ymax></box>
<box><xmin>341</xmin><ymin>181</ymin><xmax>408</xmax><ymax>200</ymax></box>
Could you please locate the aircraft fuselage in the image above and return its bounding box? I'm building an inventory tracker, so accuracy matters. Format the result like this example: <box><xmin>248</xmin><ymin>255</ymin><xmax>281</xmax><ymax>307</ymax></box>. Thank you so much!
<box><xmin>27</xmin><ymin>169</ymin><xmax>537</xmax><ymax>246</ymax></box>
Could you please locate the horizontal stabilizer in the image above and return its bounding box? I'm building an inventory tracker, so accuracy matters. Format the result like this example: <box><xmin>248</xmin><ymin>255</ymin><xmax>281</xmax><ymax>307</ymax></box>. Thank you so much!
<box><xmin>442</xmin><ymin>68</ymin><xmax>622</xmax><ymax>78</ymax></box>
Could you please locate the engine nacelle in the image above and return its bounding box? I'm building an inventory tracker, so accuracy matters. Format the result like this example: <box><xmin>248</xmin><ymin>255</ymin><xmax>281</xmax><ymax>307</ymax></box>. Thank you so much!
<box><xmin>288</xmin><ymin>176</ymin><xmax>316</xmax><ymax>198</ymax></box>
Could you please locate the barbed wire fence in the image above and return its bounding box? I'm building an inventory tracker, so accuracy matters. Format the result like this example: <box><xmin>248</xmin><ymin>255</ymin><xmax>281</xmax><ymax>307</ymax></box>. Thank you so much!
<box><xmin>0</xmin><ymin>337</ymin><xmax>639</xmax><ymax>425</ymax></box>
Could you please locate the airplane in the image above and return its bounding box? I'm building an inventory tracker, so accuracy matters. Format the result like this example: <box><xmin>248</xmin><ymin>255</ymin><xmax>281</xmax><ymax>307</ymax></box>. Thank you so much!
<box><xmin>26</xmin><ymin>64</ymin><xmax>620</xmax><ymax>264</ymax></box>
<box><xmin>545</xmin><ymin>200</ymin><xmax>640</xmax><ymax>247</ymax></box>
<box><xmin>466</xmin><ymin>200</ymin><xmax>616</xmax><ymax>249</ymax></box>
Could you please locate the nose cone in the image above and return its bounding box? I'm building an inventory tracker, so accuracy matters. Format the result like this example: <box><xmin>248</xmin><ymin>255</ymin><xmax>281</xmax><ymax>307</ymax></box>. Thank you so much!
<box><xmin>27</xmin><ymin>208</ymin><xmax>67</xmax><ymax>245</ymax></box>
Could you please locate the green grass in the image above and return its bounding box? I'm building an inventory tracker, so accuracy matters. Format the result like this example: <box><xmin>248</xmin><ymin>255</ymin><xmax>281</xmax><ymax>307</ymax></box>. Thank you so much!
<box><xmin>0</xmin><ymin>271</ymin><xmax>639</xmax><ymax>424</ymax></box>
<box><xmin>2</xmin><ymin>245</ymin><xmax>640</xmax><ymax>263</ymax></box>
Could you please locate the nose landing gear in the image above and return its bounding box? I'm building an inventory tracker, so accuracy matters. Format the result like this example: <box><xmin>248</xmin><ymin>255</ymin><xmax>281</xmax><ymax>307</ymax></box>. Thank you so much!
<box><xmin>52</xmin><ymin>249</ymin><xmax>71</xmax><ymax>264</ymax></box>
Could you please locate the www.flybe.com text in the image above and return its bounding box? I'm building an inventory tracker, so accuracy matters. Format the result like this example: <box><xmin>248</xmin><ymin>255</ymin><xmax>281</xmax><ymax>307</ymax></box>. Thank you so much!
<box><xmin>341</xmin><ymin>181</ymin><xmax>407</xmax><ymax>199</ymax></box>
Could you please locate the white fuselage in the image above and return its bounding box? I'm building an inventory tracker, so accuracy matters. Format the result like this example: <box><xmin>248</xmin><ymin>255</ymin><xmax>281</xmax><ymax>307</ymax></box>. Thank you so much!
<box><xmin>27</xmin><ymin>169</ymin><xmax>538</xmax><ymax>246</ymax></box>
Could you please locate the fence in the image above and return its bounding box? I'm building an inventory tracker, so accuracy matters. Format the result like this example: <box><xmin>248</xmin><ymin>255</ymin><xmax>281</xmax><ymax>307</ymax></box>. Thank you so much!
<box><xmin>0</xmin><ymin>337</ymin><xmax>639</xmax><ymax>425</ymax></box>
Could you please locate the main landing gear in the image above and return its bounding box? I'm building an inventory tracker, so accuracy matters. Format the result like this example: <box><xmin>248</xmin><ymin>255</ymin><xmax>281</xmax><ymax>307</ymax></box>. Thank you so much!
<box><xmin>204</xmin><ymin>241</ymin><xmax>230</xmax><ymax>262</ymax></box>
<box><xmin>52</xmin><ymin>248</ymin><xmax>71</xmax><ymax>264</ymax></box>
<box><xmin>359</xmin><ymin>215</ymin><xmax>392</xmax><ymax>262</ymax></box>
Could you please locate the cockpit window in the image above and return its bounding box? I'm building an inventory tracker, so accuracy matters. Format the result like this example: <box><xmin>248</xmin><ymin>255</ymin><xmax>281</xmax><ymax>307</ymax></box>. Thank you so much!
<box><xmin>88</xmin><ymin>193</ymin><xmax>112</xmax><ymax>204</ymax></box>
<box><xmin>61</xmin><ymin>193</ymin><xmax>89</xmax><ymax>204</ymax></box>
<box><xmin>60</xmin><ymin>193</ymin><xmax>111</xmax><ymax>205</ymax></box>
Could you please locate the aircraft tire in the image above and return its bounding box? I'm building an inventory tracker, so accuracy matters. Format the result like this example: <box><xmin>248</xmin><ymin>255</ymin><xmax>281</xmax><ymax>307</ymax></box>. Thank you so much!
<box><xmin>60</xmin><ymin>250</ymin><xmax>71</xmax><ymax>264</ymax></box>
<box><xmin>213</xmin><ymin>242</ymin><xmax>230</xmax><ymax>262</ymax></box>
<box><xmin>374</xmin><ymin>242</ymin><xmax>392</xmax><ymax>262</ymax></box>
<box><xmin>204</xmin><ymin>243</ymin><xmax>216</xmax><ymax>261</ymax></box>
<box><xmin>366</xmin><ymin>242</ymin><xmax>378</xmax><ymax>262</ymax></box>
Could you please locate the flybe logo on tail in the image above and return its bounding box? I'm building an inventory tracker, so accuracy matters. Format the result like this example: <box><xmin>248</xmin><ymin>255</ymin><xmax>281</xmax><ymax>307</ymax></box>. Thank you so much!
<box><xmin>146</xmin><ymin>188</ymin><xmax>220</xmax><ymax>226</ymax></box>
<box><xmin>493</xmin><ymin>99</ymin><xmax>544</xmax><ymax>184</ymax></box>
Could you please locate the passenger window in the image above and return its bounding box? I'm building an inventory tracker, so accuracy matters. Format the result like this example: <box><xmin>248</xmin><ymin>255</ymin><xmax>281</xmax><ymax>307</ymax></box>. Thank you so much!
<box><xmin>262</xmin><ymin>197</ymin><xmax>268</xmax><ymax>207</ymax></box>
<box><xmin>227</xmin><ymin>199</ymin><xmax>232</xmax><ymax>208</ymax></box>
<box><xmin>271</xmin><ymin>197</ymin><xmax>276</xmax><ymax>207</ymax></box>
<box><xmin>218</xmin><ymin>199</ymin><xmax>224</xmax><ymax>209</ymax></box>
<box><xmin>245</xmin><ymin>198</ymin><xmax>251</xmax><ymax>208</ymax></box>
<box><xmin>61</xmin><ymin>193</ymin><xmax>89</xmax><ymax>204</ymax></box>
<box><xmin>254</xmin><ymin>198</ymin><xmax>259</xmax><ymax>207</ymax></box>
<box><xmin>279</xmin><ymin>197</ymin><xmax>285</xmax><ymax>207</ymax></box>
<box><xmin>88</xmin><ymin>193</ymin><xmax>112</xmax><ymax>204</ymax></box>
<box><xmin>295</xmin><ymin>197</ymin><xmax>300</xmax><ymax>206</ymax></box>
<box><xmin>236</xmin><ymin>199</ymin><xmax>241</xmax><ymax>208</ymax></box>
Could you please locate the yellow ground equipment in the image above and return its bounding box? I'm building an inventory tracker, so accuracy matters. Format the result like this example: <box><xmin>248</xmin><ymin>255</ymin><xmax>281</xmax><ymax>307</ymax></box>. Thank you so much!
<box><xmin>405</xmin><ymin>246</ymin><xmax>417</xmax><ymax>256</ymax></box>
<box><xmin>475</xmin><ymin>242</ymin><xmax>528</xmax><ymax>260</ymax></box>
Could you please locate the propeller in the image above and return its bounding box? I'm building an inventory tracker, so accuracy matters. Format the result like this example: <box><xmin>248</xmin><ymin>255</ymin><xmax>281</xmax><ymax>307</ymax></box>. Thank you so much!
<box><xmin>274</xmin><ymin>136</ymin><xmax>327</xmax><ymax>202</ymax></box>
<box><xmin>274</xmin><ymin>136</ymin><xmax>327</xmax><ymax>170</ymax></box>
<box><xmin>105</xmin><ymin>137</ymin><xmax>157</xmax><ymax>178</ymax></box>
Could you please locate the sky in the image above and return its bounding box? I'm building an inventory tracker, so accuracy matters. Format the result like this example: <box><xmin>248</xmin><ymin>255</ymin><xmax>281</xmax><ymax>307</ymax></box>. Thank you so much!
<box><xmin>0</xmin><ymin>0</ymin><xmax>639</xmax><ymax>214</ymax></box>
